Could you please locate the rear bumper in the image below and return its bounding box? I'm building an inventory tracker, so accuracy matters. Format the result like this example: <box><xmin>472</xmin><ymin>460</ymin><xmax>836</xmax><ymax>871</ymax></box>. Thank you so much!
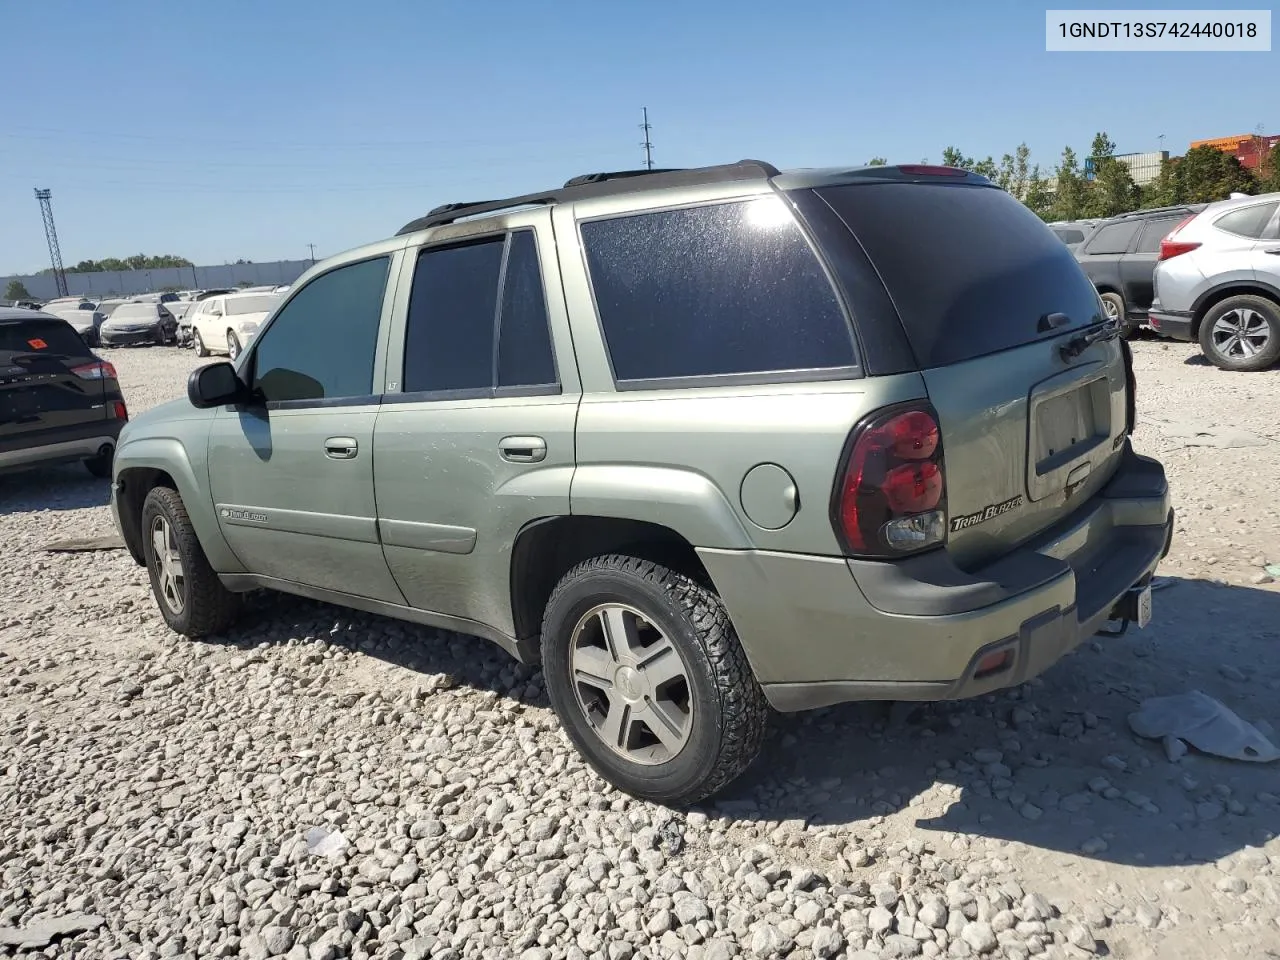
<box><xmin>699</xmin><ymin>445</ymin><xmax>1172</xmax><ymax>712</ymax></box>
<box><xmin>0</xmin><ymin>420</ymin><xmax>122</xmax><ymax>472</ymax></box>
<box><xmin>1147</xmin><ymin>306</ymin><xmax>1193</xmax><ymax>340</ymax></box>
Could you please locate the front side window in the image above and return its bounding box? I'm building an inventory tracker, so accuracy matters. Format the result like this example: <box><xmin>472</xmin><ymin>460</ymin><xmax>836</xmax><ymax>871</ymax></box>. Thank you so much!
<box><xmin>581</xmin><ymin>197</ymin><xmax>854</xmax><ymax>382</ymax></box>
<box><xmin>401</xmin><ymin>229</ymin><xmax>559</xmax><ymax>395</ymax></box>
<box><xmin>251</xmin><ymin>256</ymin><xmax>389</xmax><ymax>403</ymax></box>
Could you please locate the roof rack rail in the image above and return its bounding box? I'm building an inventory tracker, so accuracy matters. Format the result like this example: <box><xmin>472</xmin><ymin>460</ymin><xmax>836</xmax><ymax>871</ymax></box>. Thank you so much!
<box><xmin>563</xmin><ymin>168</ymin><xmax>684</xmax><ymax>187</ymax></box>
<box><xmin>397</xmin><ymin>159</ymin><xmax>780</xmax><ymax>235</ymax></box>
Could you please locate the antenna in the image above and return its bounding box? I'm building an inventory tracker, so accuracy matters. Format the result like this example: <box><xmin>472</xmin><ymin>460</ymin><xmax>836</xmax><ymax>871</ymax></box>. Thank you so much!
<box><xmin>639</xmin><ymin>107</ymin><xmax>654</xmax><ymax>171</ymax></box>
<box><xmin>33</xmin><ymin>188</ymin><xmax>69</xmax><ymax>297</ymax></box>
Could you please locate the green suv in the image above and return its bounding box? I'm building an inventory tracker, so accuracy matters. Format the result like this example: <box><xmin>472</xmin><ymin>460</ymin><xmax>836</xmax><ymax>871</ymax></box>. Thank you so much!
<box><xmin>111</xmin><ymin>161</ymin><xmax>1173</xmax><ymax>804</ymax></box>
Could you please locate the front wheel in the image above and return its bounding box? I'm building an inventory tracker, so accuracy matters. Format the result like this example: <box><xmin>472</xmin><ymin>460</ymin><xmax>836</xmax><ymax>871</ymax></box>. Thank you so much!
<box><xmin>227</xmin><ymin>331</ymin><xmax>242</xmax><ymax>360</ymax></box>
<box><xmin>1198</xmin><ymin>295</ymin><xmax>1280</xmax><ymax>372</ymax></box>
<box><xmin>541</xmin><ymin>555</ymin><xmax>770</xmax><ymax>805</ymax></box>
<box><xmin>141</xmin><ymin>486</ymin><xmax>241</xmax><ymax>638</ymax></box>
<box><xmin>193</xmin><ymin>329</ymin><xmax>209</xmax><ymax>357</ymax></box>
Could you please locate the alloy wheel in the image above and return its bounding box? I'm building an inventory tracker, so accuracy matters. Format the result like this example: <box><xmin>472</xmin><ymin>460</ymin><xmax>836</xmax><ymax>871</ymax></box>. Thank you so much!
<box><xmin>569</xmin><ymin>603</ymin><xmax>694</xmax><ymax>765</ymax></box>
<box><xmin>1211</xmin><ymin>308</ymin><xmax>1271</xmax><ymax>360</ymax></box>
<box><xmin>149</xmin><ymin>515</ymin><xmax>186</xmax><ymax>615</ymax></box>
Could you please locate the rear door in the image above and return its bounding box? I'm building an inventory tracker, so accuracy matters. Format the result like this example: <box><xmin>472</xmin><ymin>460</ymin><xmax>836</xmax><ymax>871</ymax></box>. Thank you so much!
<box><xmin>816</xmin><ymin>182</ymin><xmax>1129</xmax><ymax>568</ymax></box>
<box><xmin>1</xmin><ymin>317</ymin><xmax>107</xmax><ymax>453</ymax></box>
<box><xmin>1122</xmin><ymin>215</ymin><xmax>1183</xmax><ymax>311</ymax></box>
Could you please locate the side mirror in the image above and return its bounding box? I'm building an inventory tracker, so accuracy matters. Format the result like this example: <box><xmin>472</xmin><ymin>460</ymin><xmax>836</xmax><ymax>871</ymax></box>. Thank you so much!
<box><xmin>188</xmin><ymin>361</ymin><xmax>251</xmax><ymax>408</ymax></box>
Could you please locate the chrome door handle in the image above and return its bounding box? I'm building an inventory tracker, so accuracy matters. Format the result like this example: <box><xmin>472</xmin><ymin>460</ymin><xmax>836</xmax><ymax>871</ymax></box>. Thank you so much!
<box><xmin>499</xmin><ymin>436</ymin><xmax>547</xmax><ymax>463</ymax></box>
<box><xmin>1265</xmin><ymin>247</ymin><xmax>1280</xmax><ymax>255</ymax></box>
<box><xmin>324</xmin><ymin>437</ymin><xmax>358</xmax><ymax>459</ymax></box>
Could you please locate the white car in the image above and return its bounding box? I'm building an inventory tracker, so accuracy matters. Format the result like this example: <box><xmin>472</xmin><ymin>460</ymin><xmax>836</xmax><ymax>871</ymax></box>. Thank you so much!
<box><xmin>189</xmin><ymin>291</ymin><xmax>281</xmax><ymax>360</ymax></box>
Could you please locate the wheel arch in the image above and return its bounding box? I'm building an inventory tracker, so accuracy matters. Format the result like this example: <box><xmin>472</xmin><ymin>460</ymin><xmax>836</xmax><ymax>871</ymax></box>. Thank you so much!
<box><xmin>1191</xmin><ymin>282</ymin><xmax>1280</xmax><ymax>337</ymax></box>
<box><xmin>114</xmin><ymin>437</ymin><xmax>243</xmax><ymax>573</ymax></box>
<box><xmin>509</xmin><ymin>516</ymin><xmax>716</xmax><ymax>662</ymax></box>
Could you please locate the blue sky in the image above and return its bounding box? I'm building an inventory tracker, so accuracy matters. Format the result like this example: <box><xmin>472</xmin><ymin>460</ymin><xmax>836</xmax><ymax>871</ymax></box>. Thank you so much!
<box><xmin>1</xmin><ymin>0</ymin><xmax>1274</xmax><ymax>274</ymax></box>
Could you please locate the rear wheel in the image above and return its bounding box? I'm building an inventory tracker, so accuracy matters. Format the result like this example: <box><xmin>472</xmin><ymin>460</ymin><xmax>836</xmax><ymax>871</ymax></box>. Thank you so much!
<box><xmin>1198</xmin><ymin>295</ymin><xmax>1280</xmax><ymax>372</ymax></box>
<box><xmin>193</xmin><ymin>329</ymin><xmax>209</xmax><ymax>357</ymax></box>
<box><xmin>227</xmin><ymin>331</ymin><xmax>242</xmax><ymax>360</ymax></box>
<box><xmin>141</xmin><ymin>486</ymin><xmax>241</xmax><ymax>637</ymax></box>
<box><xmin>541</xmin><ymin>554</ymin><xmax>769</xmax><ymax>805</ymax></box>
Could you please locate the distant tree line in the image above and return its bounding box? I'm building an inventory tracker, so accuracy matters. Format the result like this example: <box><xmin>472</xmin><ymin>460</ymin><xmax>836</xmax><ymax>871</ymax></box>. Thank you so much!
<box><xmin>927</xmin><ymin>133</ymin><xmax>1280</xmax><ymax>221</ymax></box>
<box><xmin>47</xmin><ymin>254</ymin><xmax>196</xmax><ymax>274</ymax></box>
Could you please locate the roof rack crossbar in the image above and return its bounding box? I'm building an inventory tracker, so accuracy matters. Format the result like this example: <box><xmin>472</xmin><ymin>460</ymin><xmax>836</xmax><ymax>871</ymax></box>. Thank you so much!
<box><xmin>397</xmin><ymin>159</ymin><xmax>780</xmax><ymax>235</ymax></box>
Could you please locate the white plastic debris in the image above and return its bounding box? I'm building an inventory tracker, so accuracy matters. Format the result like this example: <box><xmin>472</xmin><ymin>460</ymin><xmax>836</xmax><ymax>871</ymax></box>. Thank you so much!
<box><xmin>1128</xmin><ymin>690</ymin><xmax>1280</xmax><ymax>763</ymax></box>
<box><xmin>305</xmin><ymin>826</ymin><xmax>349</xmax><ymax>858</ymax></box>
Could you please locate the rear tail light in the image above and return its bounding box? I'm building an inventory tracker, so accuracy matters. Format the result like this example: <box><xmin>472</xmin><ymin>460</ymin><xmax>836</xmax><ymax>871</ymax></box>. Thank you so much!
<box><xmin>1158</xmin><ymin>215</ymin><xmax>1200</xmax><ymax>261</ymax></box>
<box><xmin>70</xmin><ymin>360</ymin><xmax>118</xmax><ymax>380</ymax></box>
<box><xmin>110</xmin><ymin>400</ymin><xmax>128</xmax><ymax>420</ymax></box>
<box><xmin>832</xmin><ymin>404</ymin><xmax>947</xmax><ymax>557</ymax></box>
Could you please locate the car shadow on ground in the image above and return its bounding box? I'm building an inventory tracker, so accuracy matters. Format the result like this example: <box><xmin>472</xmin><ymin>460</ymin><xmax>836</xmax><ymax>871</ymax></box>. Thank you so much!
<box><xmin>209</xmin><ymin>575</ymin><xmax>1279</xmax><ymax>872</ymax></box>
<box><xmin>0</xmin><ymin>464</ymin><xmax>111</xmax><ymax>516</ymax></box>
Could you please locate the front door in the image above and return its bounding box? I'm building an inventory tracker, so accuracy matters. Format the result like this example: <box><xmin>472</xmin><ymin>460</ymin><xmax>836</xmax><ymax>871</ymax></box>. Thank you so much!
<box><xmin>373</xmin><ymin>218</ymin><xmax>578</xmax><ymax>637</ymax></box>
<box><xmin>207</xmin><ymin>250</ymin><xmax>407</xmax><ymax>604</ymax></box>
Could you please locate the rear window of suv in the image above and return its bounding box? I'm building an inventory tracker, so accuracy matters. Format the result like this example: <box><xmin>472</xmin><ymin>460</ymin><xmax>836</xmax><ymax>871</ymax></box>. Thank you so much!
<box><xmin>581</xmin><ymin>197</ymin><xmax>856</xmax><ymax>383</ymax></box>
<box><xmin>0</xmin><ymin>319</ymin><xmax>91</xmax><ymax>357</ymax></box>
<box><xmin>816</xmin><ymin>183</ymin><xmax>1103</xmax><ymax>368</ymax></box>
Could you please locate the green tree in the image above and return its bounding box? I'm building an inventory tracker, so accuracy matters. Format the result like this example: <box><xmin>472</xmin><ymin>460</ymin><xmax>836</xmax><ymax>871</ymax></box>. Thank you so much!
<box><xmin>1023</xmin><ymin>166</ymin><xmax>1054</xmax><ymax>219</ymax></box>
<box><xmin>1172</xmin><ymin>146</ymin><xmax>1257</xmax><ymax>202</ymax></box>
<box><xmin>867</xmin><ymin>157</ymin><xmax>888</xmax><ymax>166</ymax></box>
<box><xmin>1051</xmin><ymin>146</ymin><xmax>1088</xmax><ymax>221</ymax></box>
<box><xmin>971</xmin><ymin>156</ymin><xmax>999</xmax><ymax>181</ymax></box>
<box><xmin>941</xmin><ymin>146</ymin><xmax>973</xmax><ymax>170</ymax></box>
<box><xmin>5</xmin><ymin>279</ymin><xmax>33</xmax><ymax>301</ymax></box>
<box><xmin>63</xmin><ymin>253</ymin><xmax>195</xmax><ymax>273</ymax></box>
<box><xmin>1258</xmin><ymin>143</ymin><xmax>1280</xmax><ymax>192</ymax></box>
<box><xmin>1142</xmin><ymin>158</ymin><xmax>1182</xmax><ymax>207</ymax></box>
<box><xmin>1085</xmin><ymin>132</ymin><xmax>1140</xmax><ymax>217</ymax></box>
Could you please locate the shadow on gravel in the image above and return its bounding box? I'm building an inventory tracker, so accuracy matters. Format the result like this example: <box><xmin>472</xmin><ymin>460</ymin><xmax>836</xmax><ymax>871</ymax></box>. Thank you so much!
<box><xmin>198</xmin><ymin>575</ymin><xmax>1280</xmax><ymax>871</ymax></box>
<box><xmin>711</xmin><ymin>575</ymin><xmax>1280</xmax><ymax>869</ymax></box>
<box><xmin>0</xmin><ymin>465</ymin><xmax>111</xmax><ymax>516</ymax></box>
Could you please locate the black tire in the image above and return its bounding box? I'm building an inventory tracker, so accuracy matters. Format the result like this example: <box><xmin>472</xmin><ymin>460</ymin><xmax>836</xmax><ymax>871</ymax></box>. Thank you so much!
<box><xmin>140</xmin><ymin>486</ymin><xmax>241</xmax><ymax>638</ymax></box>
<box><xmin>541</xmin><ymin>554</ymin><xmax>769</xmax><ymax>805</ymax></box>
<box><xmin>227</xmin><ymin>331</ymin><xmax>242</xmax><ymax>360</ymax></box>
<box><xmin>1197</xmin><ymin>295</ymin><xmax>1280</xmax><ymax>372</ymax></box>
<box><xmin>83</xmin><ymin>447</ymin><xmax>113</xmax><ymax>478</ymax></box>
<box><xmin>193</xmin><ymin>329</ymin><xmax>209</xmax><ymax>357</ymax></box>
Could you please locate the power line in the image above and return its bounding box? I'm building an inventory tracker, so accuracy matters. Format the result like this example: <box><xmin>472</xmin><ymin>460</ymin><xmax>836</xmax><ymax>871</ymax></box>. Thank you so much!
<box><xmin>33</xmin><ymin>189</ymin><xmax>69</xmax><ymax>297</ymax></box>
<box><xmin>639</xmin><ymin>107</ymin><xmax>654</xmax><ymax>171</ymax></box>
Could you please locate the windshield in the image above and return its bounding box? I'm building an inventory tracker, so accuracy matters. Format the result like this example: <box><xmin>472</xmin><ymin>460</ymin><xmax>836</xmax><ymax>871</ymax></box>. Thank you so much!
<box><xmin>226</xmin><ymin>295</ymin><xmax>278</xmax><ymax>316</ymax></box>
<box><xmin>111</xmin><ymin>303</ymin><xmax>158</xmax><ymax>320</ymax></box>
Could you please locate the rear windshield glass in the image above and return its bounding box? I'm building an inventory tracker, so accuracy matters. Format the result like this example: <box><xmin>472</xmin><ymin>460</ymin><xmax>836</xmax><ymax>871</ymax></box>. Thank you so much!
<box><xmin>816</xmin><ymin>183</ymin><xmax>1103</xmax><ymax>368</ymax></box>
<box><xmin>112</xmin><ymin>303</ymin><xmax>159</xmax><ymax>319</ymax></box>
<box><xmin>0</xmin><ymin>319</ymin><xmax>91</xmax><ymax>357</ymax></box>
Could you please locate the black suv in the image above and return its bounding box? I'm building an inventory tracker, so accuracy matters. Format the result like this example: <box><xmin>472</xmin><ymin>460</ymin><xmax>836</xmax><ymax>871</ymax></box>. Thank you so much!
<box><xmin>1074</xmin><ymin>205</ymin><xmax>1205</xmax><ymax>336</ymax></box>
<box><xmin>1</xmin><ymin>308</ymin><xmax>128</xmax><ymax>477</ymax></box>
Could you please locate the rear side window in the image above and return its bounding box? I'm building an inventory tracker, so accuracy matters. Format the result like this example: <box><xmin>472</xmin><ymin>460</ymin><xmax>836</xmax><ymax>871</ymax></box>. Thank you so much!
<box><xmin>1136</xmin><ymin>217</ymin><xmax>1181</xmax><ymax>253</ymax></box>
<box><xmin>402</xmin><ymin>229</ymin><xmax>559</xmax><ymax>395</ymax></box>
<box><xmin>1215</xmin><ymin>201</ymin><xmax>1280</xmax><ymax>239</ymax></box>
<box><xmin>1053</xmin><ymin>228</ymin><xmax>1085</xmax><ymax>244</ymax></box>
<box><xmin>1083</xmin><ymin>221</ymin><xmax>1141</xmax><ymax>254</ymax></box>
<box><xmin>581</xmin><ymin>198</ymin><xmax>855</xmax><ymax>383</ymax></box>
<box><xmin>817</xmin><ymin>183</ymin><xmax>1103</xmax><ymax>368</ymax></box>
<box><xmin>0</xmin><ymin>319</ymin><xmax>91</xmax><ymax>357</ymax></box>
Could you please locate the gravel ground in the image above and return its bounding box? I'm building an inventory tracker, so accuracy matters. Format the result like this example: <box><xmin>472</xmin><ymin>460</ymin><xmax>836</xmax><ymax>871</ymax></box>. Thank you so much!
<box><xmin>2</xmin><ymin>340</ymin><xmax>1278</xmax><ymax>960</ymax></box>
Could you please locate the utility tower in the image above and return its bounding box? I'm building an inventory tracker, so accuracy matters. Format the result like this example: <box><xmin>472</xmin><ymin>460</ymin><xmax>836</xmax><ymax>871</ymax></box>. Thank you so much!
<box><xmin>34</xmin><ymin>188</ymin><xmax>69</xmax><ymax>297</ymax></box>
<box><xmin>639</xmin><ymin>108</ymin><xmax>654</xmax><ymax>170</ymax></box>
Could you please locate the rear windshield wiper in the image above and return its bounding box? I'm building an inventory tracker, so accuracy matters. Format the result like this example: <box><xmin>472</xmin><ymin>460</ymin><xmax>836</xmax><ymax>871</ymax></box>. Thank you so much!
<box><xmin>1059</xmin><ymin>317</ymin><xmax>1121</xmax><ymax>362</ymax></box>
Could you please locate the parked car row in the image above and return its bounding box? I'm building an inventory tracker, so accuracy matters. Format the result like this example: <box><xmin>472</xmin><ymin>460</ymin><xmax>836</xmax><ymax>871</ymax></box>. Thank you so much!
<box><xmin>1057</xmin><ymin>192</ymin><xmax>1280</xmax><ymax>370</ymax></box>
